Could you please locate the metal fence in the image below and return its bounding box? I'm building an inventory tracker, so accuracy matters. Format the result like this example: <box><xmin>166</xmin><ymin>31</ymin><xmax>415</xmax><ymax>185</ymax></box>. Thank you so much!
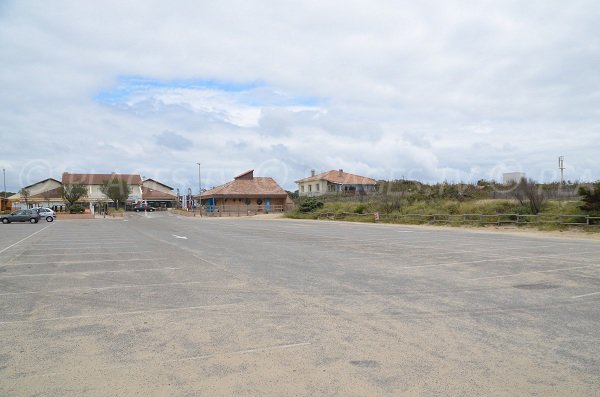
<box><xmin>317</xmin><ymin>212</ymin><xmax>600</xmax><ymax>226</ymax></box>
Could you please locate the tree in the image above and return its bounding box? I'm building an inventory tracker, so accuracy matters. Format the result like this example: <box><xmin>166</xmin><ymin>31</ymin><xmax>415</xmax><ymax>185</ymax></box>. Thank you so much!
<box><xmin>41</xmin><ymin>190</ymin><xmax>53</xmax><ymax>207</ymax></box>
<box><xmin>19</xmin><ymin>188</ymin><xmax>30</xmax><ymax>207</ymax></box>
<box><xmin>512</xmin><ymin>178</ymin><xmax>546</xmax><ymax>214</ymax></box>
<box><xmin>59</xmin><ymin>184</ymin><xmax>87</xmax><ymax>209</ymax></box>
<box><xmin>99</xmin><ymin>177</ymin><xmax>132</xmax><ymax>208</ymax></box>
<box><xmin>578</xmin><ymin>182</ymin><xmax>600</xmax><ymax>213</ymax></box>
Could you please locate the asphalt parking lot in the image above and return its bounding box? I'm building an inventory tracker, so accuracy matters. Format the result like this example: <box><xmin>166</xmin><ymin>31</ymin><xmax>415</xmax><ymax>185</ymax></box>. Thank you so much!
<box><xmin>0</xmin><ymin>213</ymin><xmax>599</xmax><ymax>396</ymax></box>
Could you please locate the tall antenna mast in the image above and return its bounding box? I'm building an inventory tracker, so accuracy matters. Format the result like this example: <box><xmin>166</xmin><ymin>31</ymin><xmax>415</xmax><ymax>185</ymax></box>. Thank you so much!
<box><xmin>558</xmin><ymin>156</ymin><xmax>565</xmax><ymax>185</ymax></box>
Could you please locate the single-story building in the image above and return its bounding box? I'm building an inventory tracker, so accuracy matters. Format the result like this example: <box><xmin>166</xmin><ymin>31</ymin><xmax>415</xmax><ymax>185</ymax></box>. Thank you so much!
<box><xmin>295</xmin><ymin>169</ymin><xmax>377</xmax><ymax>197</ymax></box>
<box><xmin>8</xmin><ymin>178</ymin><xmax>64</xmax><ymax>210</ymax></box>
<box><xmin>197</xmin><ymin>170</ymin><xmax>291</xmax><ymax>213</ymax></box>
<box><xmin>142</xmin><ymin>179</ymin><xmax>177</xmax><ymax>208</ymax></box>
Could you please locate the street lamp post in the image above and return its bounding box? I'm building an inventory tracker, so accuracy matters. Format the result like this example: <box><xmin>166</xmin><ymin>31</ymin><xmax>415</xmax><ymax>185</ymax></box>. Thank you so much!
<box><xmin>196</xmin><ymin>163</ymin><xmax>201</xmax><ymax>195</ymax></box>
<box><xmin>196</xmin><ymin>162</ymin><xmax>202</xmax><ymax>217</ymax></box>
<box><xmin>2</xmin><ymin>169</ymin><xmax>5</xmax><ymax>212</ymax></box>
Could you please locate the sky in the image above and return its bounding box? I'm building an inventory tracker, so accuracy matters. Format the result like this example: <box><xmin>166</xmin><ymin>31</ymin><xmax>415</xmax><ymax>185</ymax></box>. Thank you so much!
<box><xmin>1</xmin><ymin>0</ymin><xmax>599</xmax><ymax>192</ymax></box>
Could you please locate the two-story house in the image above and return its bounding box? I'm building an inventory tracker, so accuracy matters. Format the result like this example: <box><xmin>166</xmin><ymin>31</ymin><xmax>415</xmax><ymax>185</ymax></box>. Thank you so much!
<box><xmin>62</xmin><ymin>172</ymin><xmax>143</xmax><ymax>206</ymax></box>
<box><xmin>295</xmin><ymin>169</ymin><xmax>377</xmax><ymax>197</ymax></box>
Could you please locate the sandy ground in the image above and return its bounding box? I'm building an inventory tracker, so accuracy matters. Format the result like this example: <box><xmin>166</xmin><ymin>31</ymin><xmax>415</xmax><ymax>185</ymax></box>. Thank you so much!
<box><xmin>196</xmin><ymin>211</ymin><xmax>600</xmax><ymax>241</ymax></box>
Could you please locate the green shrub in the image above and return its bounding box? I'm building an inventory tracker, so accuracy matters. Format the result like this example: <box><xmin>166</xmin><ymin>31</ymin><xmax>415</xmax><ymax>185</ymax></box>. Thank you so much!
<box><xmin>354</xmin><ymin>204</ymin><xmax>367</xmax><ymax>214</ymax></box>
<box><xmin>69</xmin><ymin>204</ymin><xmax>85</xmax><ymax>214</ymax></box>
<box><xmin>579</xmin><ymin>183</ymin><xmax>600</xmax><ymax>214</ymax></box>
<box><xmin>299</xmin><ymin>197</ymin><xmax>324</xmax><ymax>213</ymax></box>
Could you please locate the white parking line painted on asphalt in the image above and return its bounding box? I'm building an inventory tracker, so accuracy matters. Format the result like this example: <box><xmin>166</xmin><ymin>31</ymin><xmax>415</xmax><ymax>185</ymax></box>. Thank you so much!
<box><xmin>399</xmin><ymin>250</ymin><xmax>599</xmax><ymax>270</ymax></box>
<box><xmin>0</xmin><ymin>282</ymin><xmax>272</xmax><ymax>296</ymax></box>
<box><xmin>0</xmin><ymin>267</ymin><xmax>180</xmax><ymax>278</ymax></box>
<box><xmin>0</xmin><ymin>257</ymin><xmax>170</xmax><ymax>267</ymax></box>
<box><xmin>34</xmin><ymin>240</ymin><xmax>137</xmax><ymax>244</ymax></box>
<box><xmin>467</xmin><ymin>264</ymin><xmax>600</xmax><ymax>281</ymax></box>
<box><xmin>0</xmin><ymin>225</ymin><xmax>52</xmax><ymax>255</ymax></box>
<box><xmin>20</xmin><ymin>246</ymin><xmax>153</xmax><ymax>251</ymax></box>
<box><xmin>18</xmin><ymin>341</ymin><xmax>312</xmax><ymax>379</ymax></box>
<box><xmin>19</xmin><ymin>251</ymin><xmax>154</xmax><ymax>257</ymax></box>
<box><xmin>164</xmin><ymin>341</ymin><xmax>312</xmax><ymax>363</ymax></box>
<box><xmin>0</xmin><ymin>303</ymin><xmax>239</xmax><ymax>325</ymax></box>
<box><xmin>571</xmin><ymin>291</ymin><xmax>600</xmax><ymax>299</ymax></box>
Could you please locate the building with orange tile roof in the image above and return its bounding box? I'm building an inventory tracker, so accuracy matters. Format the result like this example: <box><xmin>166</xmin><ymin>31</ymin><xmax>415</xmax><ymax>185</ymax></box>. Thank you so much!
<box><xmin>197</xmin><ymin>170</ymin><xmax>290</xmax><ymax>213</ymax></box>
<box><xmin>295</xmin><ymin>169</ymin><xmax>377</xmax><ymax>197</ymax></box>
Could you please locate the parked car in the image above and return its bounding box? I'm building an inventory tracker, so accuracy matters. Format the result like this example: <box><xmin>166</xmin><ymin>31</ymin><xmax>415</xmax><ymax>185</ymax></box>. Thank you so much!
<box><xmin>32</xmin><ymin>207</ymin><xmax>56</xmax><ymax>222</ymax></box>
<box><xmin>1</xmin><ymin>209</ymin><xmax>41</xmax><ymax>224</ymax></box>
<box><xmin>133</xmin><ymin>204</ymin><xmax>156</xmax><ymax>212</ymax></box>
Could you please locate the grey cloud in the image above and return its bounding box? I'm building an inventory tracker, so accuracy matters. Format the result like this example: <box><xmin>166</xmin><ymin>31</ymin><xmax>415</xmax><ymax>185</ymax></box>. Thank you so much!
<box><xmin>1</xmin><ymin>0</ymin><xmax>599</xmax><ymax>192</ymax></box>
<box><xmin>154</xmin><ymin>131</ymin><xmax>193</xmax><ymax>151</ymax></box>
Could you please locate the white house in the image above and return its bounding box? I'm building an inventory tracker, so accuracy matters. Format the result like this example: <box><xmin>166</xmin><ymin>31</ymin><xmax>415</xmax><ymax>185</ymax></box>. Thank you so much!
<box><xmin>295</xmin><ymin>169</ymin><xmax>377</xmax><ymax>197</ymax></box>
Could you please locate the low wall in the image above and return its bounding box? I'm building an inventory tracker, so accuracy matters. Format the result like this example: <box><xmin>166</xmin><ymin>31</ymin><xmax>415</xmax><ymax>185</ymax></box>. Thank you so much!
<box><xmin>56</xmin><ymin>213</ymin><xmax>94</xmax><ymax>220</ymax></box>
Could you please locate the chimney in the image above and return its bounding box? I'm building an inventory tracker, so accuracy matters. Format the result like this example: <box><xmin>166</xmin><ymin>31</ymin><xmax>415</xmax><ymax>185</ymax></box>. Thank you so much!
<box><xmin>311</xmin><ymin>169</ymin><xmax>315</xmax><ymax>177</ymax></box>
<box><xmin>338</xmin><ymin>169</ymin><xmax>343</xmax><ymax>175</ymax></box>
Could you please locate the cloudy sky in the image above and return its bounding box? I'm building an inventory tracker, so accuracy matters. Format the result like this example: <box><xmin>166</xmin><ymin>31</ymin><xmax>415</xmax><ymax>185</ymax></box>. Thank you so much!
<box><xmin>1</xmin><ymin>0</ymin><xmax>599</xmax><ymax>192</ymax></box>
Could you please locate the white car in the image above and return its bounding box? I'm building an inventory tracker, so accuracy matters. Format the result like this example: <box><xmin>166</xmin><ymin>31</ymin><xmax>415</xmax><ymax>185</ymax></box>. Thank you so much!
<box><xmin>33</xmin><ymin>207</ymin><xmax>56</xmax><ymax>222</ymax></box>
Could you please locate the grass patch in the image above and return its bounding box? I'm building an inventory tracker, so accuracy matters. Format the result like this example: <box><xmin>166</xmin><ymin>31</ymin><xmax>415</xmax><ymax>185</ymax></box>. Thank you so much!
<box><xmin>285</xmin><ymin>197</ymin><xmax>599</xmax><ymax>232</ymax></box>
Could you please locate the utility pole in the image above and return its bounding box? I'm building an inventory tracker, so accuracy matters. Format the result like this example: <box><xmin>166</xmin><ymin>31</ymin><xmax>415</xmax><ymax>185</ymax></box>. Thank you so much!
<box><xmin>558</xmin><ymin>156</ymin><xmax>565</xmax><ymax>185</ymax></box>
<box><xmin>196</xmin><ymin>163</ymin><xmax>202</xmax><ymax>194</ymax></box>
<box><xmin>196</xmin><ymin>163</ymin><xmax>203</xmax><ymax>217</ymax></box>
<box><xmin>558</xmin><ymin>156</ymin><xmax>565</xmax><ymax>209</ymax></box>
<box><xmin>2</xmin><ymin>168</ymin><xmax>5</xmax><ymax>212</ymax></box>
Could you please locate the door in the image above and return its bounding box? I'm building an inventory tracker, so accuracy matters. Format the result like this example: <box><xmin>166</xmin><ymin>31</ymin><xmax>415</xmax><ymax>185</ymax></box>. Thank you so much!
<box><xmin>206</xmin><ymin>198</ymin><xmax>215</xmax><ymax>213</ymax></box>
<box><xmin>265</xmin><ymin>198</ymin><xmax>271</xmax><ymax>213</ymax></box>
<box><xmin>14</xmin><ymin>210</ymin><xmax>27</xmax><ymax>221</ymax></box>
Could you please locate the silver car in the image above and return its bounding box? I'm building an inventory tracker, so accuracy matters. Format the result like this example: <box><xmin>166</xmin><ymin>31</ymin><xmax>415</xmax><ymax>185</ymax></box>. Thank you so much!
<box><xmin>33</xmin><ymin>207</ymin><xmax>56</xmax><ymax>222</ymax></box>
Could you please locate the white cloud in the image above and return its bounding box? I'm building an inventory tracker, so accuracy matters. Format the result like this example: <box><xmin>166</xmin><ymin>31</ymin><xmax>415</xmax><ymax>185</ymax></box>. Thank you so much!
<box><xmin>0</xmin><ymin>0</ymin><xmax>599</xmax><ymax>192</ymax></box>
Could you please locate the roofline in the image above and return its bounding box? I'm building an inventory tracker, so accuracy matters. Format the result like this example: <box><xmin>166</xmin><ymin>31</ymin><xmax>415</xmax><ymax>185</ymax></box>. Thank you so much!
<box><xmin>234</xmin><ymin>169</ymin><xmax>254</xmax><ymax>179</ymax></box>
<box><xmin>294</xmin><ymin>177</ymin><xmax>377</xmax><ymax>185</ymax></box>
<box><xmin>23</xmin><ymin>178</ymin><xmax>61</xmax><ymax>190</ymax></box>
<box><xmin>197</xmin><ymin>193</ymin><xmax>288</xmax><ymax>198</ymax></box>
<box><xmin>143</xmin><ymin>179</ymin><xmax>174</xmax><ymax>190</ymax></box>
<box><xmin>294</xmin><ymin>170</ymin><xmax>377</xmax><ymax>184</ymax></box>
<box><xmin>62</xmin><ymin>172</ymin><xmax>143</xmax><ymax>185</ymax></box>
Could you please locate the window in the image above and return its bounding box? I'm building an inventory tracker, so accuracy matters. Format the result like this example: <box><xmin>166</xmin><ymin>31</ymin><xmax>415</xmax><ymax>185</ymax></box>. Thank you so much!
<box><xmin>301</xmin><ymin>185</ymin><xmax>304</xmax><ymax>193</ymax></box>
<box><xmin>309</xmin><ymin>185</ymin><xmax>312</xmax><ymax>192</ymax></box>
<box><xmin>316</xmin><ymin>184</ymin><xmax>320</xmax><ymax>191</ymax></box>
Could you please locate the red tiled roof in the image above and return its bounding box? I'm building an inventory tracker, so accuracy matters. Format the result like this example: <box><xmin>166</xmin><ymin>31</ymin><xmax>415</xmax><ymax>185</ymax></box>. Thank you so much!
<box><xmin>295</xmin><ymin>170</ymin><xmax>377</xmax><ymax>185</ymax></box>
<box><xmin>142</xmin><ymin>186</ymin><xmax>177</xmax><ymax>200</ymax></box>
<box><xmin>62</xmin><ymin>173</ymin><xmax>142</xmax><ymax>185</ymax></box>
<box><xmin>199</xmin><ymin>177</ymin><xmax>287</xmax><ymax>198</ymax></box>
